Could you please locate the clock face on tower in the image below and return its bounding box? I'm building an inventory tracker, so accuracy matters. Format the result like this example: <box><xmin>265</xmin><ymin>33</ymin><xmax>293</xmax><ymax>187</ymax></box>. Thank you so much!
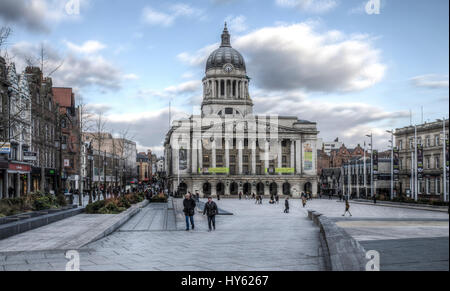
<box><xmin>223</xmin><ymin>64</ymin><xmax>234</xmax><ymax>73</ymax></box>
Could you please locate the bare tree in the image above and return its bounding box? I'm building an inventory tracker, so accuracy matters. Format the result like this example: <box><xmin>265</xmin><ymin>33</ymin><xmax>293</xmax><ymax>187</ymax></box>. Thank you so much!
<box><xmin>24</xmin><ymin>43</ymin><xmax>64</xmax><ymax>78</ymax></box>
<box><xmin>91</xmin><ymin>111</ymin><xmax>108</xmax><ymax>200</ymax></box>
<box><xmin>0</xmin><ymin>26</ymin><xmax>12</xmax><ymax>56</ymax></box>
<box><xmin>112</xmin><ymin>127</ymin><xmax>136</xmax><ymax>194</ymax></box>
<box><xmin>76</xmin><ymin>95</ymin><xmax>94</xmax><ymax>205</ymax></box>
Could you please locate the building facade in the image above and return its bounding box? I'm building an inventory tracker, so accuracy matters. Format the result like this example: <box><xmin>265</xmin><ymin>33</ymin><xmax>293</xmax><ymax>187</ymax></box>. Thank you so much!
<box><xmin>395</xmin><ymin>119</ymin><xmax>449</xmax><ymax>200</ymax></box>
<box><xmin>164</xmin><ymin>25</ymin><xmax>319</xmax><ymax>198</ymax></box>
<box><xmin>0</xmin><ymin>59</ymin><xmax>33</xmax><ymax>198</ymax></box>
<box><xmin>27</xmin><ymin>66</ymin><xmax>60</xmax><ymax>194</ymax></box>
<box><xmin>52</xmin><ymin>87</ymin><xmax>81</xmax><ymax>192</ymax></box>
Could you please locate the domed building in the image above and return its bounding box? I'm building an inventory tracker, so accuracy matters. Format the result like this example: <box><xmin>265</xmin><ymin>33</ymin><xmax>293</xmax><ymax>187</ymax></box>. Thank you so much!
<box><xmin>164</xmin><ymin>24</ymin><xmax>319</xmax><ymax>198</ymax></box>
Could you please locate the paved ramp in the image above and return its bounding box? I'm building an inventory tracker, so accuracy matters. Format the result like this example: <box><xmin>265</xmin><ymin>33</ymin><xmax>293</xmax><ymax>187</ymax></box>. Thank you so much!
<box><xmin>119</xmin><ymin>203</ymin><xmax>177</xmax><ymax>232</ymax></box>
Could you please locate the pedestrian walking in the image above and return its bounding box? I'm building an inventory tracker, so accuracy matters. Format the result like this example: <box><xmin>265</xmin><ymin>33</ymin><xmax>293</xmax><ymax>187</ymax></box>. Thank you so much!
<box><xmin>342</xmin><ymin>200</ymin><xmax>352</xmax><ymax>217</ymax></box>
<box><xmin>183</xmin><ymin>194</ymin><xmax>196</xmax><ymax>231</ymax></box>
<box><xmin>275</xmin><ymin>195</ymin><xmax>279</xmax><ymax>204</ymax></box>
<box><xmin>203</xmin><ymin>197</ymin><xmax>218</xmax><ymax>232</ymax></box>
<box><xmin>373</xmin><ymin>195</ymin><xmax>377</xmax><ymax>204</ymax></box>
<box><xmin>302</xmin><ymin>196</ymin><xmax>307</xmax><ymax>208</ymax></box>
<box><xmin>284</xmin><ymin>197</ymin><xmax>290</xmax><ymax>213</ymax></box>
<box><xmin>239</xmin><ymin>192</ymin><xmax>242</xmax><ymax>200</ymax></box>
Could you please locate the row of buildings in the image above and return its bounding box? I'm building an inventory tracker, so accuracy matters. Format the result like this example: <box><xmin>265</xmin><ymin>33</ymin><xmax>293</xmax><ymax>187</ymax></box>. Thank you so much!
<box><xmin>318</xmin><ymin>119</ymin><xmax>449</xmax><ymax>201</ymax></box>
<box><xmin>0</xmin><ymin>56</ymin><xmax>139</xmax><ymax>199</ymax></box>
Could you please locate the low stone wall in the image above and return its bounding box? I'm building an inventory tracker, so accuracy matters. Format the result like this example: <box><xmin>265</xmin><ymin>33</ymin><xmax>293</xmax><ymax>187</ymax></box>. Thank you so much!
<box><xmin>0</xmin><ymin>207</ymin><xmax>83</xmax><ymax>240</ymax></box>
<box><xmin>65</xmin><ymin>200</ymin><xmax>150</xmax><ymax>249</ymax></box>
<box><xmin>307</xmin><ymin>210</ymin><xmax>367</xmax><ymax>271</ymax></box>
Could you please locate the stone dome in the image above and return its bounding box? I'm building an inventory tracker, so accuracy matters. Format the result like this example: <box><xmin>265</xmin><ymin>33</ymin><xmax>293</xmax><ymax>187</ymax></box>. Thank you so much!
<box><xmin>205</xmin><ymin>24</ymin><xmax>246</xmax><ymax>72</ymax></box>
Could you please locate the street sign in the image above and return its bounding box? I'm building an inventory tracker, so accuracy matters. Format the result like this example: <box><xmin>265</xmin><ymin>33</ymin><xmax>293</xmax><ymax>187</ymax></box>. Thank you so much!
<box><xmin>23</xmin><ymin>151</ymin><xmax>37</xmax><ymax>161</ymax></box>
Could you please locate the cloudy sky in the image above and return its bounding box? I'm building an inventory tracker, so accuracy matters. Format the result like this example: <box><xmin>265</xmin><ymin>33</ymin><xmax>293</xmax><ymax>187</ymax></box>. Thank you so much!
<box><xmin>1</xmin><ymin>0</ymin><xmax>448</xmax><ymax>155</ymax></box>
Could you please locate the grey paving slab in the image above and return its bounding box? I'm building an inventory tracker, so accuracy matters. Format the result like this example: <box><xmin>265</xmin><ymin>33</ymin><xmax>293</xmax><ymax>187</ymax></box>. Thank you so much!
<box><xmin>360</xmin><ymin>237</ymin><xmax>449</xmax><ymax>271</ymax></box>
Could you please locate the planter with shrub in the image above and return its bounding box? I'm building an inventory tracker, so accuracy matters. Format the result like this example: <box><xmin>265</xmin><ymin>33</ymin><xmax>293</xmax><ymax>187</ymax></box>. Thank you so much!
<box><xmin>85</xmin><ymin>192</ymin><xmax>146</xmax><ymax>214</ymax></box>
<box><xmin>150</xmin><ymin>193</ymin><xmax>168</xmax><ymax>203</ymax></box>
<box><xmin>0</xmin><ymin>192</ymin><xmax>68</xmax><ymax>217</ymax></box>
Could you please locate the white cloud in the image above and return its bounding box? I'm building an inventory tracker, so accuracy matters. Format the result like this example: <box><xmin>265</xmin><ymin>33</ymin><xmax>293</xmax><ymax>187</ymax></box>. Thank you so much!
<box><xmin>225</xmin><ymin>15</ymin><xmax>248</xmax><ymax>33</ymax></box>
<box><xmin>411</xmin><ymin>74</ymin><xmax>449</xmax><ymax>89</ymax></box>
<box><xmin>164</xmin><ymin>80</ymin><xmax>201</xmax><ymax>95</ymax></box>
<box><xmin>10</xmin><ymin>41</ymin><xmax>124</xmax><ymax>91</ymax></box>
<box><xmin>178</xmin><ymin>22</ymin><xmax>386</xmax><ymax>93</ymax></box>
<box><xmin>275</xmin><ymin>0</ymin><xmax>338</xmax><ymax>13</ymax></box>
<box><xmin>64</xmin><ymin>40</ymin><xmax>106</xmax><ymax>54</ymax></box>
<box><xmin>142</xmin><ymin>7</ymin><xmax>175</xmax><ymax>27</ymax></box>
<box><xmin>0</xmin><ymin>0</ymin><xmax>90</xmax><ymax>33</ymax></box>
<box><xmin>252</xmin><ymin>90</ymin><xmax>409</xmax><ymax>150</ymax></box>
<box><xmin>124</xmin><ymin>74</ymin><xmax>139</xmax><ymax>80</ymax></box>
<box><xmin>142</xmin><ymin>3</ymin><xmax>204</xmax><ymax>27</ymax></box>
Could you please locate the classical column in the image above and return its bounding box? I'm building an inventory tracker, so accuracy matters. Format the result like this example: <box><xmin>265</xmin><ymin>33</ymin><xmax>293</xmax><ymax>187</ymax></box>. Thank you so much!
<box><xmin>212</xmin><ymin>139</ymin><xmax>216</xmax><ymax>169</ymax></box>
<box><xmin>277</xmin><ymin>140</ymin><xmax>282</xmax><ymax>176</ymax></box>
<box><xmin>251</xmin><ymin>139</ymin><xmax>256</xmax><ymax>175</ymax></box>
<box><xmin>198</xmin><ymin>140</ymin><xmax>203</xmax><ymax>172</ymax></box>
<box><xmin>238</xmin><ymin>139</ymin><xmax>243</xmax><ymax>175</ymax></box>
<box><xmin>295</xmin><ymin>140</ymin><xmax>301</xmax><ymax>174</ymax></box>
<box><xmin>225</xmin><ymin>139</ymin><xmax>230</xmax><ymax>173</ymax></box>
<box><xmin>192</xmin><ymin>138</ymin><xmax>197</xmax><ymax>174</ymax></box>
<box><xmin>264</xmin><ymin>140</ymin><xmax>269</xmax><ymax>175</ymax></box>
<box><xmin>290</xmin><ymin>140</ymin><xmax>295</xmax><ymax>170</ymax></box>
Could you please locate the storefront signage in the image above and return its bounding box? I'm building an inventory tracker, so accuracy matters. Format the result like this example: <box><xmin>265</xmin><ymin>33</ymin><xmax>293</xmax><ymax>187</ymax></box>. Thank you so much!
<box><xmin>0</xmin><ymin>143</ymin><xmax>11</xmax><ymax>154</ymax></box>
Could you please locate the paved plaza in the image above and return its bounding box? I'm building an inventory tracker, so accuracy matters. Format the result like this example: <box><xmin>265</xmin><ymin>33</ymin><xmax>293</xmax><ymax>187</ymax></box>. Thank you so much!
<box><xmin>0</xmin><ymin>198</ymin><xmax>448</xmax><ymax>271</ymax></box>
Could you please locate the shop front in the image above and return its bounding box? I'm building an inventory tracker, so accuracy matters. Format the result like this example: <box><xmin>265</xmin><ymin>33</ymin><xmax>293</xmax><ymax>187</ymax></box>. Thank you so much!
<box><xmin>6</xmin><ymin>163</ymin><xmax>31</xmax><ymax>197</ymax></box>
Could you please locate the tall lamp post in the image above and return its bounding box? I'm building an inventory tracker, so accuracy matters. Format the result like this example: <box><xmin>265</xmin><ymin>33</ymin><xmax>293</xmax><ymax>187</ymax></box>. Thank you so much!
<box><xmin>441</xmin><ymin>119</ymin><xmax>448</xmax><ymax>202</ymax></box>
<box><xmin>386</xmin><ymin>129</ymin><xmax>395</xmax><ymax>200</ymax></box>
<box><xmin>366</xmin><ymin>133</ymin><xmax>374</xmax><ymax>198</ymax></box>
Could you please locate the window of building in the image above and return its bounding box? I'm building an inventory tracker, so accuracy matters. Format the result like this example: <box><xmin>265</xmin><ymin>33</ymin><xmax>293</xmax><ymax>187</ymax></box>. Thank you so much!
<box><xmin>216</xmin><ymin>155</ymin><xmax>223</xmax><ymax>164</ymax></box>
<box><xmin>435</xmin><ymin>156</ymin><xmax>440</xmax><ymax>169</ymax></box>
<box><xmin>225</xmin><ymin>108</ymin><xmax>233</xmax><ymax>115</ymax></box>
<box><xmin>282</xmin><ymin>155</ymin><xmax>287</xmax><ymax>164</ymax></box>
<box><xmin>435</xmin><ymin>135</ymin><xmax>440</xmax><ymax>147</ymax></box>
<box><xmin>426</xmin><ymin>157</ymin><xmax>431</xmax><ymax>169</ymax></box>
<box><xmin>243</xmin><ymin>155</ymin><xmax>249</xmax><ymax>163</ymax></box>
<box><xmin>409</xmin><ymin>139</ymin><xmax>414</xmax><ymax>149</ymax></box>
<box><xmin>399</xmin><ymin>140</ymin><xmax>403</xmax><ymax>150</ymax></box>
<box><xmin>203</xmin><ymin>155</ymin><xmax>209</xmax><ymax>163</ymax></box>
<box><xmin>426</xmin><ymin>136</ymin><xmax>431</xmax><ymax>147</ymax></box>
<box><xmin>243</xmin><ymin>165</ymin><xmax>249</xmax><ymax>174</ymax></box>
<box><xmin>426</xmin><ymin>178</ymin><xmax>431</xmax><ymax>195</ymax></box>
<box><xmin>230</xmin><ymin>155</ymin><xmax>236</xmax><ymax>163</ymax></box>
<box><xmin>436</xmin><ymin>178</ymin><xmax>441</xmax><ymax>194</ymax></box>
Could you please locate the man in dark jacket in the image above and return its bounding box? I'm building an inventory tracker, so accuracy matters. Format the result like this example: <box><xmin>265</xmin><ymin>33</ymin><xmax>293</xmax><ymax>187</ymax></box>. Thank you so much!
<box><xmin>183</xmin><ymin>194</ymin><xmax>196</xmax><ymax>231</ymax></box>
<box><xmin>203</xmin><ymin>197</ymin><xmax>218</xmax><ymax>231</ymax></box>
<box><xmin>284</xmin><ymin>197</ymin><xmax>290</xmax><ymax>213</ymax></box>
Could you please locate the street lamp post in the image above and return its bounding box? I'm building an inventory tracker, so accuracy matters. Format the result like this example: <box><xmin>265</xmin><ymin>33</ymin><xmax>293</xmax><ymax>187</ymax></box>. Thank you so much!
<box><xmin>414</xmin><ymin>125</ymin><xmax>418</xmax><ymax>201</ymax></box>
<box><xmin>442</xmin><ymin>118</ymin><xmax>447</xmax><ymax>202</ymax></box>
<box><xmin>366</xmin><ymin>133</ymin><xmax>374</xmax><ymax>198</ymax></box>
<box><xmin>387</xmin><ymin>130</ymin><xmax>395</xmax><ymax>200</ymax></box>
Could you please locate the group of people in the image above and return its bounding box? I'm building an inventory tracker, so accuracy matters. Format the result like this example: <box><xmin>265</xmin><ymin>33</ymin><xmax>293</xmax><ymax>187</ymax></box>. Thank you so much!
<box><xmin>183</xmin><ymin>193</ymin><xmax>218</xmax><ymax>232</ymax></box>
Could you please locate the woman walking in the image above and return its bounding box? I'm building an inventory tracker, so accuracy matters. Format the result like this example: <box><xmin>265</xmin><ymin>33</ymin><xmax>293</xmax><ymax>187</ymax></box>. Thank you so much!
<box><xmin>342</xmin><ymin>200</ymin><xmax>353</xmax><ymax>217</ymax></box>
<box><xmin>302</xmin><ymin>195</ymin><xmax>307</xmax><ymax>208</ymax></box>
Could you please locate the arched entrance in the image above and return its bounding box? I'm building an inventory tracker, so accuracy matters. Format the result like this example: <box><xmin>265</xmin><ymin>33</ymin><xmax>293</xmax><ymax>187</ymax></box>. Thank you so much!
<box><xmin>216</xmin><ymin>182</ymin><xmax>225</xmax><ymax>195</ymax></box>
<box><xmin>243</xmin><ymin>183</ymin><xmax>251</xmax><ymax>195</ymax></box>
<box><xmin>256</xmin><ymin>182</ymin><xmax>265</xmax><ymax>195</ymax></box>
<box><xmin>230</xmin><ymin>182</ymin><xmax>238</xmax><ymax>195</ymax></box>
<box><xmin>269</xmin><ymin>183</ymin><xmax>278</xmax><ymax>196</ymax></box>
<box><xmin>179</xmin><ymin>183</ymin><xmax>188</xmax><ymax>196</ymax></box>
<box><xmin>283</xmin><ymin>182</ymin><xmax>291</xmax><ymax>196</ymax></box>
<box><xmin>203</xmin><ymin>182</ymin><xmax>212</xmax><ymax>196</ymax></box>
<box><xmin>304</xmin><ymin>182</ymin><xmax>312</xmax><ymax>194</ymax></box>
